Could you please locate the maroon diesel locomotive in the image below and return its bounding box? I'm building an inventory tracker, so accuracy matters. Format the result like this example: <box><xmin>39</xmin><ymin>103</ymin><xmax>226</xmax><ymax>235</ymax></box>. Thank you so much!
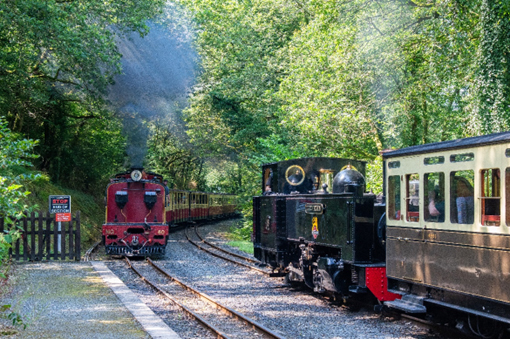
<box><xmin>102</xmin><ymin>168</ymin><xmax>238</xmax><ymax>256</ymax></box>
<box><xmin>103</xmin><ymin>168</ymin><xmax>168</xmax><ymax>256</ymax></box>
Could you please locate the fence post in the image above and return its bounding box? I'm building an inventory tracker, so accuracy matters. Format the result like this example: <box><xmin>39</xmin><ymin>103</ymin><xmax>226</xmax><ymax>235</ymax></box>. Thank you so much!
<box><xmin>53</xmin><ymin>215</ymin><xmax>58</xmax><ymax>260</ymax></box>
<box><xmin>61</xmin><ymin>219</ymin><xmax>66</xmax><ymax>261</ymax></box>
<box><xmin>75</xmin><ymin>211</ymin><xmax>81</xmax><ymax>261</ymax></box>
<box><xmin>18</xmin><ymin>216</ymin><xmax>28</xmax><ymax>261</ymax></box>
<box><xmin>38</xmin><ymin>212</ymin><xmax>44</xmax><ymax>261</ymax></box>
<box><xmin>45</xmin><ymin>212</ymin><xmax>51</xmax><ymax>260</ymax></box>
<box><xmin>69</xmin><ymin>215</ymin><xmax>74</xmax><ymax>260</ymax></box>
<box><xmin>30</xmin><ymin>212</ymin><xmax>36</xmax><ymax>261</ymax></box>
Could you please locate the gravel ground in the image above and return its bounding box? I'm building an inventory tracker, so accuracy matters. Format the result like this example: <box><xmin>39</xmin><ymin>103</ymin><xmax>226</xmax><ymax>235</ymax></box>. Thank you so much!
<box><xmin>0</xmin><ymin>219</ymin><xmax>447</xmax><ymax>339</ymax></box>
<box><xmin>0</xmin><ymin>262</ymin><xmax>148</xmax><ymax>339</ymax></box>
<box><xmin>156</xmin><ymin>220</ymin><xmax>440</xmax><ymax>339</ymax></box>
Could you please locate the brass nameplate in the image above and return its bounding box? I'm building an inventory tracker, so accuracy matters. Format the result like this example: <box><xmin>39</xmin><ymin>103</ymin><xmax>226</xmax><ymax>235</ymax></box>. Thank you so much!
<box><xmin>305</xmin><ymin>203</ymin><xmax>325</xmax><ymax>215</ymax></box>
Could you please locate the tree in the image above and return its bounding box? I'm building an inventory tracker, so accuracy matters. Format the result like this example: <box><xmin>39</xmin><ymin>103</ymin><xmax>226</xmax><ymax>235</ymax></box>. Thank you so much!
<box><xmin>475</xmin><ymin>0</ymin><xmax>510</xmax><ymax>133</ymax></box>
<box><xmin>0</xmin><ymin>116</ymin><xmax>40</xmax><ymax>266</ymax></box>
<box><xmin>0</xmin><ymin>0</ymin><xmax>165</xmax><ymax>191</ymax></box>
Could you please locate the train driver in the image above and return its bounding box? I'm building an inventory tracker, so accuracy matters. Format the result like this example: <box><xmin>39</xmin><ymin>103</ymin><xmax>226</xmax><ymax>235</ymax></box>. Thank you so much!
<box><xmin>163</xmin><ymin>180</ymin><xmax>170</xmax><ymax>206</ymax></box>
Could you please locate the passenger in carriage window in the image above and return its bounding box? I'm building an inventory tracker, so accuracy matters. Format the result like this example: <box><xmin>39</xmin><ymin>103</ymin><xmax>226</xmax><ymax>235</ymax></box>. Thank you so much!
<box><xmin>451</xmin><ymin>175</ymin><xmax>474</xmax><ymax>224</ymax></box>
<box><xmin>427</xmin><ymin>187</ymin><xmax>445</xmax><ymax>222</ymax></box>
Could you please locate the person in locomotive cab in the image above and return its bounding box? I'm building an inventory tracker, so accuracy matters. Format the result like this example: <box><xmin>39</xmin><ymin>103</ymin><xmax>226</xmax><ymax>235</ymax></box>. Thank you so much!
<box><xmin>288</xmin><ymin>169</ymin><xmax>303</xmax><ymax>184</ymax></box>
<box><xmin>163</xmin><ymin>180</ymin><xmax>170</xmax><ymax>205</ymax></box>
<box><xmin>263</xmin><ymin>185</ymin><xmax>273</xmax><ymax>196</ymax></box>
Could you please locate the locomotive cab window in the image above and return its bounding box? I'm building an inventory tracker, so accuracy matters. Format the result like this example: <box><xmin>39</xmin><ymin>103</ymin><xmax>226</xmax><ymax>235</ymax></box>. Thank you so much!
<box><xmin>388</xmin><ymin>175</ymin><xmax>401</xmax><ymax>220</ymax></box>
<box><xmin>320</xmin><ymin>169</ymin><xmax>334</xmax><ymax>192</ymax></box>
<box><xmin>481</xmin><ymin>168</ymin><xmax>500</xmax><ymax>226</ymax></box>
<box><xmin>406</xmin><ymin>174</ymin><xmax>420</xmax><ymax>222</ymax></box>
<box><xmin>450</xmin><ymin>171</ymin><xmax>474</xmax><ymax>224</ymax></box>
<box><xmin>424</xmin><ymin>172</ymin><xmax>445</xmax><ymax>222</ymax></box>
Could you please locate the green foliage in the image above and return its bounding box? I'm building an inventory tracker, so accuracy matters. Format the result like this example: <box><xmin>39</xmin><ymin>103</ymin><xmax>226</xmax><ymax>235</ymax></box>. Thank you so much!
<box><xmin>226</xmin><ymin>240</ymin><xmax>254</xmax><ymax>255</ymax></box>
<box><xmin>0</xmin><ymin>0</ymin><xmax>165</xmax><ymax>192</ymax></box>
<box><xmin>0</xmin><ymin>305</ymin><xmax>26</xmax><ymax>330</ymax></box>
<box><xmin>0</xmin><ymin>116</ymin><xmax>40</xmax><ymax>219</ymax></box>
<box><xmin>175</xmin><ymin>0</ymin><xmax>510</xmax><ymax>210</ymax></box>
<box><xmin>0</xmin><ymin>117</ymin><xmax>39</xmax><ymax>332</ymax></box>
<box><xmin>475</xmin><ymin>0</ymin><xmax>510</xmax><ymax>133</ymax></box>
<box><xmin>0</xmin><ymin>116</ymin><xmax>40</xmax><ymax>266</ymax></box>
<box><xmin>146</xmin><ymin>121</ymin><xmax>205</xmax><ymax>190</ymax></box>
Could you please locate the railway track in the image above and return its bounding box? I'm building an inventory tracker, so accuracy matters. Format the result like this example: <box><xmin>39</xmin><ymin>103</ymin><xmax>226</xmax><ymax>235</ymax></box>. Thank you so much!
<box><xmin>193</xmin><ymin>225</ymin><xmax>260</xmax><ymax>264</ymax></box>
<box><xmin>83</xmin><ymin>240</ymin><xmax>101</xmax><ymax>261</ymax></box>
<box><xmin>125</xmin><ymin>257</ymin><xmax>285</xmax><ymax>339</ymax></box>
<box><xmin>184</xmin><ymin>225</ymin><xmax>272</xmax><ymax>276</ymax></box>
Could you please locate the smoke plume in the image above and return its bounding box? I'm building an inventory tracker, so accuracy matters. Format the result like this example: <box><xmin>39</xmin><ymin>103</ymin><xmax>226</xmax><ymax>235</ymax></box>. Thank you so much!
<box><xmin>109</xmin><ymin>10</ymin><xmax>197</xmax><ymax>168</ymax></box>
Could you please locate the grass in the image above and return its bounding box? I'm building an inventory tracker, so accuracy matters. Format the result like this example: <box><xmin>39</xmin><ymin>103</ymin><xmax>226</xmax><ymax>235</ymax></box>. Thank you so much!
<box><xmin>226</xmin><ymin>219</ymin><xmax>254</xmax><ymax>255</ymax></box>
<box><xmin>226</xmin><ymin>240</ymin><xmax>253</xmax><ymax>254</ymax></box>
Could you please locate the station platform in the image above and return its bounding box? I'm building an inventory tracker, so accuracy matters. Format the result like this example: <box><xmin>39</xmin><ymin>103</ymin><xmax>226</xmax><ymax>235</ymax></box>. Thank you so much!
<box><xmin>0</xmin><ymin>261</ymin><xmax>180</xmax><ymax>339</ymax></box>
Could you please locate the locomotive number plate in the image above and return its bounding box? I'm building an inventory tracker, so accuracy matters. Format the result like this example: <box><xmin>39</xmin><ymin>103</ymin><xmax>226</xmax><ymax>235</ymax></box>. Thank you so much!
<box><xmin>305</xmin><ymin>203</ymin><xmax>325</xmax><ymax>215</ymax></box>
<box><xmin>158</xmin><ymin>229</ymin><xmax>166</xmax><ymax>235</ymax></box>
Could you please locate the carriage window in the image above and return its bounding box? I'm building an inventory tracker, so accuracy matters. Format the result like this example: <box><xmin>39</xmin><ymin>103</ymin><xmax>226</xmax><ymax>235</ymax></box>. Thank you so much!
<box><xmin>506</xmin><ymin>149</ymin><xmax>510</xmax><ymax>158</ymax></box>
<box><xmin>388</xmin><ymin>161</ymin><xmax>400</xmax><ymax>169</ymax></box>
<box><xmin>424</xmin><ymin>172</ymin><xmax>444</xmax><ymax>222</ymax></box>
<box><xmin>406</xmin><ymin>174</ymin><xmax>420</xmax><ymax>222</ymax></box>
<box><xmin>450</xmin><ymin>171</ymin><xmax>474</xmax><ymax>224</ymax></box>
<box><xmin>424</xmin><ymin>156</ymin><xmax>444</xmax><ymax>165</ymax></box>
<box><xmin>388</xmin><ymin>175</ymin><xmax>401</xmax><ymax>220</ymax></box>
<box><xmin>506</xmin><ymin>169</ymin><xmax>510</xmax><ymax>226</ymax></box>
<box><xmin>450</xmin><ymin>153</ymin><xmax>474</xmax><ymax>162</ymax></box>
<box><xmin>481</xmin><ymin>168</ymin><xmax>500</xmax><ymax>226</ymax></box>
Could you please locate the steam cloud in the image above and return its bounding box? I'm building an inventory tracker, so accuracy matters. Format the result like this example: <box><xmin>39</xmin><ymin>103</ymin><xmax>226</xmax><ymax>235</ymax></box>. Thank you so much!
<box><xmin>109</xmin><ymin>15</ymin><xmax>197</xmax><ymax>168</ymax></box>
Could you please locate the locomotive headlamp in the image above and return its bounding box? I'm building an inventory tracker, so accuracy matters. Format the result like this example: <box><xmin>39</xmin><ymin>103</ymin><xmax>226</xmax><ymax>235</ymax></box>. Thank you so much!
<box><xmin>131</xmin><ymin>170</ymin><xmax>142</xmax><ymax>181</ymax></box>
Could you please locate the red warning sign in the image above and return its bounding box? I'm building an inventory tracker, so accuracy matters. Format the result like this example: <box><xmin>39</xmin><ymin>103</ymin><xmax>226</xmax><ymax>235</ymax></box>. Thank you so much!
<box><xmin>55</xmin><ymin>213</ymin><xmax>71</xmax><ymax>222</ymax></box>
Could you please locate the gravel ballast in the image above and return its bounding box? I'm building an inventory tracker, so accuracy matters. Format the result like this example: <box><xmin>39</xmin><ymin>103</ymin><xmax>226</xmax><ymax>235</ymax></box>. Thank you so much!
<box><xmin>160</xmin><ymin>222</ymin><xmax>436</xmax><ymax>339</ymax></box>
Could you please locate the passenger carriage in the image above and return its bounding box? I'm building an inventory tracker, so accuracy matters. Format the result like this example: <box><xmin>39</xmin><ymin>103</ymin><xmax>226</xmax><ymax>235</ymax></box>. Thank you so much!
<box><xmin>383</xmin><ymin>131</ymin><xmax>510</xmax><ymax>331</ymax></box>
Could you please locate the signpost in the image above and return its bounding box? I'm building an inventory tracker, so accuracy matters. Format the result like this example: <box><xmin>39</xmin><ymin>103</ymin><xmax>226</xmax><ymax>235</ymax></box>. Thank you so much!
<box><xmin>49</xmin><ymin>195</ymin><xmax>71</xmax><ymax>253</ymax></box>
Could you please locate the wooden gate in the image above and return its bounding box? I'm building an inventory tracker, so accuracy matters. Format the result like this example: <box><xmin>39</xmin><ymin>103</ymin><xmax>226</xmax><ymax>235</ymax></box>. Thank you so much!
<box><xmin>0</xmin><ymin>211</ymin><xmax>81</xmax><ymax>261</ymax></box>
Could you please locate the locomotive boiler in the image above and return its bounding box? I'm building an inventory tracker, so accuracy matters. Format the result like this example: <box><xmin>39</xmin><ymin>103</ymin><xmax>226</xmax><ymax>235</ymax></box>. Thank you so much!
<box><xmin>253</xmin><ymin>158</ymin><xmax>399</xmax><ymax>302</ymax></box>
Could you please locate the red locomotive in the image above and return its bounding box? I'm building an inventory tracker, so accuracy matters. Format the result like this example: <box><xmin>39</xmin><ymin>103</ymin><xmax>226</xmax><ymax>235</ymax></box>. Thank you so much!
<box><xmin>102</xmin><ymin>168</ymin><xmax>237</xmax><ymax>256</ymax></box>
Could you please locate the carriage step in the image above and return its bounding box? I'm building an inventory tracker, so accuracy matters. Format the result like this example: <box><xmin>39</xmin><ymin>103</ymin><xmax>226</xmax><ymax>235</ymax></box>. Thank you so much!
<box><xmin>385</xmin><ymin>294</ymin><xmax>427</xmax><ymax>313</ymax></box>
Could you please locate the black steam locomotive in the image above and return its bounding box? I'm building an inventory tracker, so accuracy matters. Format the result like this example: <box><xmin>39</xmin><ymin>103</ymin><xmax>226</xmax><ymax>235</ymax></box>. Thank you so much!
<box><xmin>253</xmin><ymin>158</ymin><xmax>399</xmax><ymax>302</ymax></box>
<box><xmin>253</xmin><ymin>132</ymin><xmax>510</xmax><ymax>337</ymax></box>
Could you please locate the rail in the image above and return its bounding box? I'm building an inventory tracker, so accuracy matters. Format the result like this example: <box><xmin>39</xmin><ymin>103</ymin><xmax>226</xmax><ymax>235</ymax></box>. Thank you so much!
<box><xmin>125</xmin><ymin>257</ymin><xmax>230</xmax><ymax>339</ymax></box>
<box><xmin>193</xmin><ymin>225</ymin><xmax>260</xmax><ymax>264</ymax></box>
<box><xmin>184</xmin><ymin>226</ymin><xmax>270</xmax><ymax>276</ymax></box>
<box><xmin>146</xmin><ymin>258</ymin><xmax>285</xmax><ymax>339</ymax></box>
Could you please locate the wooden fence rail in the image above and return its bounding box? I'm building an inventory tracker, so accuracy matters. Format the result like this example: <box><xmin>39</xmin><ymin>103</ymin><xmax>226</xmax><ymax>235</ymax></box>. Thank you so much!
<box><xmin>0</xmin><ymin>211</ymin><xmax>81</xmax><ymax>261</ymax></box>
